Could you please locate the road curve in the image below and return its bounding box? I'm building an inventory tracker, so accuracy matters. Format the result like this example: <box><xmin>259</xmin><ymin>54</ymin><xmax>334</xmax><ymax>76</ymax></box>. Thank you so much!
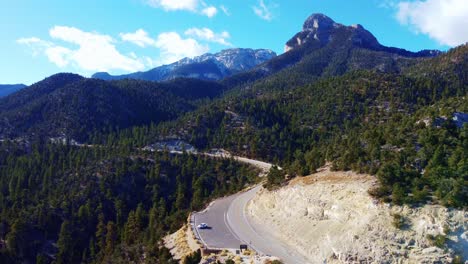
<box><xmin>192</xmin><ymin>192</ymin><xmax>243</xmax><ymax>249</ymax></box>
<box><xmin>193</xmin><ymin>185</ymin><xmax>310</xmax><ymax>264</ymax></box>
<box><xmin>191</xmin><ymin>153</ymin><xmax>308</xmax><ymax>263</ymax></box>
<box><xmin>226</xmin><ymin>186</ymin><xmax>311</xmax><ymax>264</ymax></box>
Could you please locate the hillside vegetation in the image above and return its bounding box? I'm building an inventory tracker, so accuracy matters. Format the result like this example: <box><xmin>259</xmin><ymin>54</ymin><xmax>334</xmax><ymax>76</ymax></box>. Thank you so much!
<box><xmin>0</xmin><ymin>13</ymin><xmax>466</xmax><ymax>264</ymax></box>
<box><xmin>118</xmin><ymin>45</ymin><xmax>468</xmax><ymax>208</ymax></box>
<box><xmin>0</xmin><ymin>143</ymin><xmax>258</xmax><ymax>263</ymax></box>
<box><xmin>0</xmin><ymin>74</ymin><xmax>225</xmax><ymax>141</ymax></box>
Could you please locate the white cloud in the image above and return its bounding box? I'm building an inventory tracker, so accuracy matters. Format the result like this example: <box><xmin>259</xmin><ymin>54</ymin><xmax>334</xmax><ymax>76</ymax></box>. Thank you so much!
<box><xmin>201</xmin><ymin>6</ymin><xmax>217</xmax><ymax>18</ymax></box>
<box><xmin>18</xmin><ymin>37</ymin><xmax>72</xmax><ymax>67</ymax></box>
<box><xmin>220</xmin><ymin>5</ymin><xmax>230</xmax><ymax>16</ymax></box>
<box><xmin>145</xmin><ymin>0</ymin><xmax>217</xmax><ymax>17</ymax></box>
<box><xmin>185</xmin><ymin>27</ymin><xmax>232</xmax><ymax>46</ymax></box>
<box><xmin>395</xmin><ymin>0</ymin><xmax>468</xmax><ymax>46</ymax></box>
<box><xmin>18</xmin><ymin>25</ymin><xmax>222</xmax><ymax>73</ymax></box>
<box><xmin>18</xmin><ymin>26</ymin><xmax>145</xmax><ymax>72</ymax></box>
<box><xmin>120</xmin><ymin>29</ymin><xmax>156</xmax><ymax>47</ymax></box>
<box><xmin>145</xmin><ymin>0</ymin><xmax>198</xmax><ymax>11</ymax></box>
<box><xmin>155</xmin><ymin>32</ymin><xmax>209</xmax><ymax>64</ymax></box>
<box><xmin>45</xmin><ymin>46</ymin><xmax>73</xmax><ymax>67</ymax></box>
<box><xmin>17</xmin><ymin>37</ymin><xmax>52</xmax><ymax>56</ymax></box>
<box><xmin>49</xmin><ymin>26</ymin><xmax>145</xmax><ymax>72</ymax></box>
<box><xmin>253</xmin><ymin>0</ymin><xmax>275</xmax><ymax>21</ymax></box>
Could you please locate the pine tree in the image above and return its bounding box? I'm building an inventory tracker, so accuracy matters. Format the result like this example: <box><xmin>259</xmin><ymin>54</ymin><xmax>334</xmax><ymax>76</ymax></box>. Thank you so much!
<box><xmin>123</xmin><ymin>211</ymin><xmax>140</xmax><ymax>244</ymax></box>
<box><xmin>95</xmin><ymin>213</ymin><xmax>106</xmax><ymax>251</ymax></box>
<box><xmin>104</xmin><ymin>221</ymin><xmax>117</xmax><ymax>256</ymax></box>
<box><xmin>56</xmin><ymin>220</ymin><xmax>74</xmax><ymax>263</ymax></box>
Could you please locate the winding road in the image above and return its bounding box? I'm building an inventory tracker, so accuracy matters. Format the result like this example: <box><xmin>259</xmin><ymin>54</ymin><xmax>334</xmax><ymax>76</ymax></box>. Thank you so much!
<box><xmin>192</xmin><ymin>157</ymin><xmax>310</xmax><ymax>264</ymax></box>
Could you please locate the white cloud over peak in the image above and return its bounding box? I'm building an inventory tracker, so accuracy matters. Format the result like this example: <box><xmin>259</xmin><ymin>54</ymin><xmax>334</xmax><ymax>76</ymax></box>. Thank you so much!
<box><xmin>155</xmin><ymin>32</ymin><xmax>209</xmax><ymax>64</ymax></box>
<box><xmin>45</xmin><ymin>46</ymin><xmax>73</xmax><ymax>67</ymax></box>
<box><xmin>120</xmin><ymin>29</ymin><xmax>156</xmax><ymax>47</ymax></box>
<box><xmin>253</xmin><ymin>0</ymin><xmax>275</xmax><ymax>21</ymax></box>
<box><xmin>395</xmin><ymin>0</ymin><xmax>468</xmax><ymax>47</ymax></box>
<box><xmin>185</xmin><ymin>27</ymin><xmax>232</xmax><ymax>46</ymax></box>
<box><xmin>18</xmin><ymin>26</ymin><xmax>145</xmax><ymax>73</ymax></box>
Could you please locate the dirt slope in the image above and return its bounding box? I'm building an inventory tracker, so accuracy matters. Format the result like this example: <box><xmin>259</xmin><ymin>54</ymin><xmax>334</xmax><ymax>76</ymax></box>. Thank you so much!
<box><xmin>247</xmin><ymin>167</ymin><xmax>467</xmax><ymax>263</ymax></box>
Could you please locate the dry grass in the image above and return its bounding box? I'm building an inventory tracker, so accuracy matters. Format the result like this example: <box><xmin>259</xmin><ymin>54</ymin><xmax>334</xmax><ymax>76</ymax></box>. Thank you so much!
<box><xmin>163</xmin><ymin>224</ymin><xmax>199</xmax><ymax>260</ymax></box>
<box><xmin>290</xmin><ymin>166</ymin><xmax>375</xmax><ymax>186</ymax></box>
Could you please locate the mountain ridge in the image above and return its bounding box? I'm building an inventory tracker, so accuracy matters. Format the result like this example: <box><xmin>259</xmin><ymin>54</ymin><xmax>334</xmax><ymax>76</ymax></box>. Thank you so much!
<box><xmin>0</xmin><ymin>84</ymin><xmax>27</xmax><ymax>97</ymax></box>
<box><xmin>0</xmin><ymin>73</ymin><xmax>225</xmax><ymax>141</ymax></box>
<box><xmin>92</xmin><ymin>48</ymin><xmax>276</xmax><ymax>82</ymax></box>
<box><xmin>0</xmin><ymin>14</ymin><xmax>462</xmax><ymax>144</ymax></box>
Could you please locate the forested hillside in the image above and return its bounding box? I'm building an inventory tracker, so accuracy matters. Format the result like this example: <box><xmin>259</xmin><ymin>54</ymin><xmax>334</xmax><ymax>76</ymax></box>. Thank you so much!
<box><xmin>0</xmin><ymin>74</ymin><xmax>225</xmax><ymax>141</ymax></box>
<box><xmin>0</xmin><ymin>142</ymin><xmax>258</xmax><ymax>263</ymax></box>
<box><xmin>114</xmin><ymin>45</ymin><xmax>468</xmax><ymax>207</ymax></box>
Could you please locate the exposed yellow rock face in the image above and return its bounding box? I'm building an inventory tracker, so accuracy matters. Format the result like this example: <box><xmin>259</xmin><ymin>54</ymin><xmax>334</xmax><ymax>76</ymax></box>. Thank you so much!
<box><xmin>247</xmin><ymin>167</ymin><xmax>467</xmax><ymax>263</ymax></box>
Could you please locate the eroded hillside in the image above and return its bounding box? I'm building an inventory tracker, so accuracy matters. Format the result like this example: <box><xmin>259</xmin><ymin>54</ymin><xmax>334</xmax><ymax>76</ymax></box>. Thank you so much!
<box><xmin>248</xmin><ymin>167</ymin><xmax>467</xmax><ymax>263</ymax></box>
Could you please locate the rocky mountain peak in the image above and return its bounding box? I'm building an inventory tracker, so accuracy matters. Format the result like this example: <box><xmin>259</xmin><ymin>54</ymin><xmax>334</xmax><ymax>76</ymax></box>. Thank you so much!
<box><xmin>303</xmin><ymin>13</ymin><xmax>338</xmax><ymax>31</ymax></box>
<box><xmin>285</xmin><ymin>13</ymin><xmax>383</xmax><ymax>52</ymax></box>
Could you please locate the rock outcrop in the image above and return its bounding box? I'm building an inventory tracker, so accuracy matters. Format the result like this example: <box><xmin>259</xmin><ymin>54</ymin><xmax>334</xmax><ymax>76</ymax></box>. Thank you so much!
<box><xmin>247</xmin><ymin>167</ymin><xmax>467</xmax><ymax>263</ymax></box>
<box><xmin>284</xmin><ymin>13</ymin><xmax>441</xmax><ymax>58</ymax></box>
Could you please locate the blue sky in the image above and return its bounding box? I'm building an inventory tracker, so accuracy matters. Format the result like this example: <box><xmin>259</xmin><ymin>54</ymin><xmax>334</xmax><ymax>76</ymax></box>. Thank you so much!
<box><xmin>1</xmin><ymin>0</ymin><xmax>467</xmax><ymax>84</ymax></box>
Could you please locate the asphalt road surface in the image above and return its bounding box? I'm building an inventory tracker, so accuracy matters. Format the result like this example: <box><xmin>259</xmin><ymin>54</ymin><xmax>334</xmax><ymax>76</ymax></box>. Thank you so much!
<box><xmin>192</xmin><ymin>192</ymin><xmax>243</xmax><ymax>249</ymax></box>
<box><xmin>193</xmin><ymin>185</ymin><xmax>310</xmax><ymax>263</ymax></box>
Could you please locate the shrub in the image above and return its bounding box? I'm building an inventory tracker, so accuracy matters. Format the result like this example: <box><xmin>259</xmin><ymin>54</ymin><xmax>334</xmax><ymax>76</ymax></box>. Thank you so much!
<box><xmin>426</xmin><ymin>234</ymin><xmax>447</xmax><ymax>248</ymax></box>
<box><xmin>392</xmin><ymin>213</ymin><xmax>405</xmax><ymax>229</ymax></box>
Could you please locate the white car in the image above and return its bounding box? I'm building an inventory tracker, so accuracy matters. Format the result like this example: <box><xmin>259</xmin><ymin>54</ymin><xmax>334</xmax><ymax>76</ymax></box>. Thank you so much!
<box><xmin>197</xmin><ymin>223</ymin><xmax>208</xmax><ymax>229</ymax></box>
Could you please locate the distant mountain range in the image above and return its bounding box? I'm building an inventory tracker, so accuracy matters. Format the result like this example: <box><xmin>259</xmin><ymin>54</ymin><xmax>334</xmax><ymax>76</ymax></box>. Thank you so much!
<box><xmin>92</xmin><ymin>48</ymin><xmax>277</xmax><ymax>82</ymax></box>
<box><xmin>0</xmin><ymin>84</ymin><xmax>26</xmax><ymax>97</ymax></box>
<box><xmin>1</xmin><ymin>13</ymin><xmax>463</xmax><ymax>143</ymax></box>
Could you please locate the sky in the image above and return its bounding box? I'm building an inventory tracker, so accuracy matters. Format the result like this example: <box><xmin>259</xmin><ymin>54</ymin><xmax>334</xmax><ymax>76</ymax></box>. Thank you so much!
<box><xmin>0</xmin><ymin>0</ymin><xmax>467</xmax><ymax>85</ymax></box>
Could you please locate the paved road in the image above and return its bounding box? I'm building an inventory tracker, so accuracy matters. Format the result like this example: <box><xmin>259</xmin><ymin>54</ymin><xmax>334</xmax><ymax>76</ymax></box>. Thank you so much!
<box><xmin>227</xmin><ymin>186</ymin><xmax>311</xmax><ymax>264</ymax></box>
<box><xmin>193</xmin><ymin>185</ymin><xmax>310</xmax><ymax>264</ymax></box>
<box><xmin>192</xmin><ymin>192</ymin><xmax>244</xmax><ymax>249</ymax></box>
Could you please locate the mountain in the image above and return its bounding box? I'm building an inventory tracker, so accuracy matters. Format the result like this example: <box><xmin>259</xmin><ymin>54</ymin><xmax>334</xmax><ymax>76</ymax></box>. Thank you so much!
<box><xmin>222</xmin><ymin>13</ymin><xmax>441</xmax><ymax>88</ymax></box>
<box><xmin>0</xmin><ymin>73</ymin><xmax>225</xmax><ymax>141</ymax></box>
<box><xmin>0</xmin><ymin>14</ymin><xmax>450</xmax><ymax>143</ymax></box>
<box><xmin>92</xmin><ymin>48</ymin><xmax>277</xmax><ymax>82</ymax></box>
<box><xmin>285</xmin><ymin>13</ymin><xmax>441</xmax><ymax>57</ymax></box>
<box><xmin>0</xmin><ymin>84</ymin><xmax>27</xmax><ymax>97</ymax></box>
<box><xmin>0</xmin><ymin>12</ymin><xmax>467</xmax><ymax>264</ymax></box>
<box><xmin>152</xmin><ymin>44</ymin><xmax>467</xmax><ymax>209</ymax></box>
